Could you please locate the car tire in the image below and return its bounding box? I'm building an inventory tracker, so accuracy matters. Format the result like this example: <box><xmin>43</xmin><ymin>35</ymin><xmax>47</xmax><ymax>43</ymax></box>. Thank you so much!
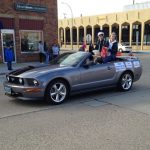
<box><xmin>45</xmin><ymin>79</ymin><xmax>69</xmax><ymax>104</ymax></box>
<box><xmin>118</xmin><ymin>72</ymin><xmax>133</xmax><ymax>91</ymax></box>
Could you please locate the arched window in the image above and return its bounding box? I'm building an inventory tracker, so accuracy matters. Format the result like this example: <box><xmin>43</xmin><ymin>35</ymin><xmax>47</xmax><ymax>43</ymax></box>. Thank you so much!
<box><xmin>94</xmin><ymin>25</ymin><xmax>100</xmax><ymax>44</ymax></box>
<box><xmin>122</xmin><ymin>22</ymin><xmax>130</xmax><ymax>45</ymax></box>
<box><xmin>86</xmin><ymin>25</ymin><xmax>92</xmax><ymax>44</ymax></box>
<box><xmin>102</xmin><ymin>24</ymin><xmax>109</xmax><ymax>41</ymax></box>
<box><xmin>79</xmin><ymin>26</ymin><xmax>84</xmax><ymax>45</ymax></box>
<box><xmin>72</xmin><ymin>27</ymin><xmax>77</xmax><ymax>45</ymax></box>
<box><xmin>65</xmin><ymin>27</ymin><xmax>70</xmax><ymax>45</ymax></box>
<box><xmin>132</xmin><ymin>21</ymin><xmax>141</xmax><ymax>45</ymax></box>
<box><xmin>59</xmin><ymin>28</ymin><xmax>64</xmax><ymax>45</ymax></box>
<box><xmin>144</xmin><ymin>20</ymin><xmax>150</xmax><ymax>45</ymax></box>
<box><xmin>112</xmin><ymin>23</ymin><xmax>119</xmax><ymax>41</ymax></box>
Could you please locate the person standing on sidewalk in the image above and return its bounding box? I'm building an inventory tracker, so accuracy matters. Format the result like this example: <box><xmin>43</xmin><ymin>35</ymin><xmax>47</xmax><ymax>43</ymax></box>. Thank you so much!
<box><xmin>38</xmin><ymin>41</ymin><xmax>45</xmax><ymax>63</ymax></box>
<box><xmin>44</xmin><ymin>41</ymin><xmax>49</xmax><ymax>63</ymax></box>
<box><xmin>5</xmin><ymin>44</ymin><xmax>14</xmax><ymax>70</ymax></box>
<box><xmin>52</xmin><ymin>43</ymin><xmax>60</xmax><ymax>58</ymax></box>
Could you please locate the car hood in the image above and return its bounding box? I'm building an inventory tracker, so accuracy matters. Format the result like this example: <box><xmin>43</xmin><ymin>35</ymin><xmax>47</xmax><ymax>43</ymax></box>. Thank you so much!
<box><xmin>9</xmin><ymin>64</ymin><xmax>73</xmax><ymax>78</ymax></box>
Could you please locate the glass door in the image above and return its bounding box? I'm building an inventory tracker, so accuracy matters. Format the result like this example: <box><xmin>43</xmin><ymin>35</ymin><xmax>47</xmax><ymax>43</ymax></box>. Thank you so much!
<box><xmin>1</xmin><ymin>29</ymin><xmax>16</xmax><ymax>63</ymax></box>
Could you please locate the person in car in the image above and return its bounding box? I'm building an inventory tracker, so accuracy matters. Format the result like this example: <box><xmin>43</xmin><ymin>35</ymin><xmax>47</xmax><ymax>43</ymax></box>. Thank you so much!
<box><xmin>95</xmin><ymin>31</ymin><xmax>106</xmax><ymax>52</ymax></box>
<box><xmin>102</xmin><ymin>32</ymin><xmax>118</xmax><ymax>63</ymax></box>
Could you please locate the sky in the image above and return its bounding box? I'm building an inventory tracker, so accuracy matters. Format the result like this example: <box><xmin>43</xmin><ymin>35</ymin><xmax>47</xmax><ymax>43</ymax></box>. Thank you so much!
<box><xmin>58</xmin><ymin>0</ymin><xmax>149</xmax><ymax>19</ymax></box>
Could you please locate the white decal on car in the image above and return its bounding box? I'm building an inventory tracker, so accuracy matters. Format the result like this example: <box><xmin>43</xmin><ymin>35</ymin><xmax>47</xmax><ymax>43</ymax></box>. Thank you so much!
<box><xmin>133</xmin><ymin>61</ymin><xmax>140</xmax><ymax>68</ymax></box>
<box><xmin>125</xmin><ymin>62</ymin><xmax>133</xmax><ymax>69</ymax></box>
<box><xmin>114</xmin><ymin>62</ymin><xmax>126</xmax><ymax>72</ymax></box>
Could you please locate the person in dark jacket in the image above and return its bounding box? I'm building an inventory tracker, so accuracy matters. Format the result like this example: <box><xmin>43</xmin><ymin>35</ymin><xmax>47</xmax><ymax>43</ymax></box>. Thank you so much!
<box><xmin>5</xmin><ymin>45</ymin><xmax>14</xmax><ymax>70</ymax></box>
<box><xmin>103</xmin><ymin>32</ymin><xmax>118</xmax><ymax>63</ymax></box>
<box><xmin>95</xmin><ymin>31</ymin><xmax>106</xmax><ymax>52</ymax></box>
<box><xmin>89</xmin><ymin>42</ymin><xmax>94</xmax><ymax>55</ymax></box>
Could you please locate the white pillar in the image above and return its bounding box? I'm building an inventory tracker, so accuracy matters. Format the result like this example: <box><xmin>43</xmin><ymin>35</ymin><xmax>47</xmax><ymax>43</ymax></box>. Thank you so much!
<box><xmin>130</xmin><ymin>23</ymin><xmax>133</xmax><ymax>46</ymax></box>
<box><xmin>119</xmin><ymin>24</ymin><xmax>122</xmax><ymax>44</ymax></box>
<box><xmin>77</xmin><ymin>27</ymin><xmax>79</xmax><ymax>48</ymax></box>
<box><xmin>70</xmin><ymin>27</ymin><xmax>73</xmax><ymax>50</ymax></box>
<box><xmin>92</xmin><ymin>26</ymin><xmax>94</xmax><ymax>44</ymax></box>
<box><xmin>141</xmin><ymin>22</ymin><xmax>145</xmax><ymax>50</ymax></box>
<box><xmin>64</xmin><ymin>28</ymin><xmax>66</xmax><ymax>47</ymax></box>
<box><xmin>109</xmin><ymin>25</ymin><xmax>112</xmax><ymax>36</ymax></box>
<box><xmin>84</xmin><ymin>27</ymin><xmax>87</xmax><ymax>45</ymax></box>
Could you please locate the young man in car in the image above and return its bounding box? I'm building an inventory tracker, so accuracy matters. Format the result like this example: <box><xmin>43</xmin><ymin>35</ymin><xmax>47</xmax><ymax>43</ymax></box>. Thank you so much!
<box><xmin>95</xmin><ymin>31</ymin><xmax>106</xmax><ymax>52</ymax></box>
<box><xmin>93</xmin><ymin>31</ymin><xmax>106</xmax><ymax>64</ymax></box>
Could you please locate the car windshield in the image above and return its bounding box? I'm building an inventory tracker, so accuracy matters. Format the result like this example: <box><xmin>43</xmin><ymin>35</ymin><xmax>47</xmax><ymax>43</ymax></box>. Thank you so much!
<box><xmin>50</xmin><ymin>52</ymin><xmax>86</xmax><ymax>67</ymax></box>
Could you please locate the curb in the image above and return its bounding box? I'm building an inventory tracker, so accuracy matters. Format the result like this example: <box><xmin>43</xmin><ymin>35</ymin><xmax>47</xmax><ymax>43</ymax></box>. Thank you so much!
<box><xmin>132</xmin><ymin>51</ymin><xmax>150</xmax><ymax>54</ymax></box>
<box><xmin>0</xmin><ymin>72</ymin><xmax>8</xmax><ymax>76</ymax></box>
<box><xmin>0</xmin><ymin>73</ymin><xmax>7</xmax><ymax>76</ymax></box>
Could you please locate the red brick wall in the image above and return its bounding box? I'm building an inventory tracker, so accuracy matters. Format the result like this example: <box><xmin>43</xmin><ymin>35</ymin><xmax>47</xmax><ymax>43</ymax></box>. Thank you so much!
<box><xmin>19</xmin><ymin>19</ymin><xmax>44</xmax><ymax>30</ymax></box>
<box><xmin>0</xmin><ymin>0</ymin><xmax>58</xmax><ymax>63</ymax></box>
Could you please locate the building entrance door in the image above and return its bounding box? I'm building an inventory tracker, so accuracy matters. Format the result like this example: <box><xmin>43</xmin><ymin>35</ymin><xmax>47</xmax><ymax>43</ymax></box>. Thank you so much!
<box><xmin>1</xmin><ymin>29</ymin><xmax>16</xmax><ymax>63</ymax></box>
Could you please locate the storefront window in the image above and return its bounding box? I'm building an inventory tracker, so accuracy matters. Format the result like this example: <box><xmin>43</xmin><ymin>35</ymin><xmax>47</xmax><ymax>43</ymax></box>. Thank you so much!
<box><xmin>20</xmin><ymin>30</ymin><xmax>43</xmax><ymax>52</ymax></box>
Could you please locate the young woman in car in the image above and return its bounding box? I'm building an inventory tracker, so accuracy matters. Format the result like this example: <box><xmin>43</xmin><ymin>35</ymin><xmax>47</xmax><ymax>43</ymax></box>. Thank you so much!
<box><xmin>102</xmin><ymin>32</ymin><xmax>118</xmax><ymax>63</ymax></box>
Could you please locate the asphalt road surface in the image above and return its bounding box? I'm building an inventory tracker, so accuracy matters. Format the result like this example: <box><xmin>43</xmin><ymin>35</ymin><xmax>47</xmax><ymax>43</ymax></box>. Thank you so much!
<box><xmin>0</xmin><ymin>53</ymin><xmax>150</xmax><ymax>150</ymax></box>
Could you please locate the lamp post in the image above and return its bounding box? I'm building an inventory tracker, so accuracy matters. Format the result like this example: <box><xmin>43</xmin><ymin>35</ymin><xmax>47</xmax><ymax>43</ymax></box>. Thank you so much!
<box><xmin>63</xmin><ymin>13</ymin><xmax>67</xmax><ymax>19</ymax></box>
<box><xmin>61</xmin><ymin>2</ymin><xmax>73</xmax><ymax>50</ymax></box>
<box><xmin>133</xmin><ymin>0</ymin><xmax>135</xmax><ymax>4</ymax></box>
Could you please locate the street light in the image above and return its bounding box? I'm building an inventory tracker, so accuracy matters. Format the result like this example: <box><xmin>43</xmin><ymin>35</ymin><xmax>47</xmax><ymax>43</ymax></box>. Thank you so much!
<box><xmin>63</xmin><ymin>13</ymin><xmax>67</xmax><ymax>19</ymax></box>
<box><xmin>61</xmin><ymin>2</ymin><xmax>73</xmax><ymax>50</ymax></box>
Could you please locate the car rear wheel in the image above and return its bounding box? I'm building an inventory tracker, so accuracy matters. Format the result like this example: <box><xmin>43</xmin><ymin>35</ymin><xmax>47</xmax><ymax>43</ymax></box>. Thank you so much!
<box><xmin>45</xmin><ymin>80</ymin><xmax>69</xmax><ymax>104</ymax></box>
<box><xmin>118</xmin><ymin>72</ymin><xmax>133</xmax><ymax>91</ymax></box>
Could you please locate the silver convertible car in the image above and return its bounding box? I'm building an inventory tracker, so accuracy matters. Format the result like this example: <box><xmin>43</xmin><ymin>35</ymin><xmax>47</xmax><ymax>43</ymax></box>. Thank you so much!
<box><xmin>4</xmin><ymin>52</ymin><xmax>142</xmax><ymax>104</ymax></box>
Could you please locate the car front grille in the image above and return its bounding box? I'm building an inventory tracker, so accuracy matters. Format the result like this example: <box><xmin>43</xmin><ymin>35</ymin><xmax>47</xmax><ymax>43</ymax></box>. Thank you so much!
<box><xmin>7</xmin><ymin>76</ymin><xmax>24</xmax><ymax>85</ymax></box>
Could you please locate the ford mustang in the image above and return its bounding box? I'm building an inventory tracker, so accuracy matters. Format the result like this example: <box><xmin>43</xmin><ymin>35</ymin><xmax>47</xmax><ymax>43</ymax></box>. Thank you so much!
<box><xmin>3</xmin><ymin>52</ymin><xmax>142</xmax><ymax>104</ymax></box>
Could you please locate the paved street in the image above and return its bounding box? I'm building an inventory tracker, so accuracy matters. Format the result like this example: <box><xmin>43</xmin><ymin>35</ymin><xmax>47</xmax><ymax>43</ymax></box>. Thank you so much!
<box><xmin>0</xmin><ymin>53</ymin><xmax>150</xmax><ymax>150</ymax></box>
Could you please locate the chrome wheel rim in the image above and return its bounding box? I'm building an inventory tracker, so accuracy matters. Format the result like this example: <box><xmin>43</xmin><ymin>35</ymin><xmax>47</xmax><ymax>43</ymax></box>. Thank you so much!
<box><xmin>50</xmin><ymin>83</ymin><xmax>67</xmax><ymax>103</ymax></box>
<box><xmin>121</xmin><ymin>74</ymin><xmax>132</xmax><ymax>90</ymax></box>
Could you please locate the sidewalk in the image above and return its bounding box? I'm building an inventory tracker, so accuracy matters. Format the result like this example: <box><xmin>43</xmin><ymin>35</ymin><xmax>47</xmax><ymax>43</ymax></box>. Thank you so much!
<box><xmin>0</xmin><ymin>62</ymin><xmax>41</xmax><ymax>76</ymax></box>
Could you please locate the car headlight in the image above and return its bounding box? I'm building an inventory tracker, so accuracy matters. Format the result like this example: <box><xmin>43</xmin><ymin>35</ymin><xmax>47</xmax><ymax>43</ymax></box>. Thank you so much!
<box><xmin>6</xmin><ymin>76</ymin><xmax>10</xmax><ymax>81</ymax></box>
<box><xmin>26</xmin><ymin>78</ymin><xmax>39</xmax><ymax>86</ymax></box>
<box><xmin>33</xmin><ymin>80</ymin><xmax>39</xmax><ymax>86</ymax></box>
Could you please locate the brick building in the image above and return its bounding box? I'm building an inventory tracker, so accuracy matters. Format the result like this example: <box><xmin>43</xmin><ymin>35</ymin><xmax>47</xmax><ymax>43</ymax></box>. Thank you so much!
<box><xmin>0</xmin><ymin>0</ymin><xmax>58</xmax><ymax>63</ymax></box>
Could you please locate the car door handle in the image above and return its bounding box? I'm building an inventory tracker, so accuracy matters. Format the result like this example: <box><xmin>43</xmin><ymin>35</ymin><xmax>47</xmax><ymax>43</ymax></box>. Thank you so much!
<box><xmin>107</xmin><ymin>66</ymin><xmax>112</xmax><ymax>70</ymax></box>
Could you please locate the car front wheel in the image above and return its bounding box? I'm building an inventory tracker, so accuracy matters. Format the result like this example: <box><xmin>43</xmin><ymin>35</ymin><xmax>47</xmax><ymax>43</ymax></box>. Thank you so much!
<box><xmin>118</xmin><ymin>72</ymin><xmax>133</xmax><ymax>91</ymax></box>
<box><xmin>45</xmin><ymin>80</ymin><xmax>69</xmax><ymax>104</ymax></box>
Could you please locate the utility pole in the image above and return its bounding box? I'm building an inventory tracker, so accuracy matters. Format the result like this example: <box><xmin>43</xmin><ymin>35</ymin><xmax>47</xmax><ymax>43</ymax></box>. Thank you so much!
<box><xmin>61</xmin><ymin>2</ymin><xmax>73</xmax><ymax>50</ymax></box>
